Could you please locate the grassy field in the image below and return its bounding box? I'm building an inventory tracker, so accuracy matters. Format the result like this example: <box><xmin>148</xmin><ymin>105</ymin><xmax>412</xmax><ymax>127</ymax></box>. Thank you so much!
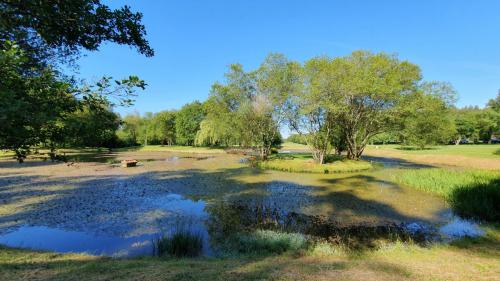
<box><xmin>118</xmin><ymin>145</ymin><xmax>226</xmax><ymax>154</ymax></box>
<box><xmin>366</xmin><ymin>144</ymin><xmax>500</xmax><ymax>159</ymax></box>
<box><xmin>1</xmin><ymin>227</ymin><xmax>499</xmax><ymax>281</ymax></box>
<box><xmin>394</xmin><ymin>168</ymin><xmax>500</xmax><ymax>221</ymax></box>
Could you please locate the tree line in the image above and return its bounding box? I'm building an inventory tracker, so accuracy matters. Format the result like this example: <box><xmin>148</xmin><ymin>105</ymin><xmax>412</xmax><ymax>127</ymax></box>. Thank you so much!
<box><xmin>2</xmin><ymin>1</ymin><xmax>499</xmax><ymax>164</ymax></box>
<box><xmin>117</xmin><ymin>52</ymin><xmax>500</xmax><ymax>164</ymax></box>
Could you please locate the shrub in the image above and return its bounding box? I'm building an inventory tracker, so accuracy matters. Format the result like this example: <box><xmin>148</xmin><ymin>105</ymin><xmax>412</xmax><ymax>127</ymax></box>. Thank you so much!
<box><xmin>153</xmin><ymin>229</ymin><xmax>203</xmax><ymax>258</ymax></box>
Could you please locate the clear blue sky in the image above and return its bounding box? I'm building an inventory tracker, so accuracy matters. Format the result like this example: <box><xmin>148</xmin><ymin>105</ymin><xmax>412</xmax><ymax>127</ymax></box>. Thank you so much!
<box><xmin>75</xmin><ymin>0</ymin><xmax>500</xmax><ymax>116</ymax></box>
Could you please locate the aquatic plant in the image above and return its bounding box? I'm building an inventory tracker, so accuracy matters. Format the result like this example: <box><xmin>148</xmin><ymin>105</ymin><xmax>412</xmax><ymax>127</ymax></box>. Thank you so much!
<box><xmin>153</xmin><ymin>229</ymin><xmax>203</xmax><ymax>258</ymax></box>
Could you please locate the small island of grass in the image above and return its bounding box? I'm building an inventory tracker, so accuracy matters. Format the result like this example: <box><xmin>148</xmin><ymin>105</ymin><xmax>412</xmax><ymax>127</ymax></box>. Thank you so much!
<box><xmin>254</xmin><ymin>153</ymin><xmax>373</xmax><ymax>173</ymax></box>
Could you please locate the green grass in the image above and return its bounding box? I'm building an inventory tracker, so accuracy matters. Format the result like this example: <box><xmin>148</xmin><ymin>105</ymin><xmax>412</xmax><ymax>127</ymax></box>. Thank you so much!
<box><xmin>117</xmin><ymin>145</ymin><xmax>226</xmax><ymax>154</ymax></box>
<box><xmin>367</xmin><ymin>144</ymin><xmax>500</xmax><ymax>159</ymax></box>
<box><xmin>255</xmin><ymin>153</ymin><xmax>373</xmax><ymax>174</ymax></box>
<box><xmin>234</xmin><ymin>230</ymin><xmax>308</xmax><ymax>254</ymax></box>
<box><xmin>394</xmin><ymin>168</ymin><xmax>500</xmax><ymax>221</ymax></box>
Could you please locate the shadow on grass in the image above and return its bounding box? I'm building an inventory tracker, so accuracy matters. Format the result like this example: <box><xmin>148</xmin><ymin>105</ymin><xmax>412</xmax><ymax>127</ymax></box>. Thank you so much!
<box><xmin>361</xmin><ymin>155</ymin><xmax>435</xmax><ymax>169</ymax></box>
<box><xmin>0</xmin><ymin>245</ymin><xmax>418</xmax><ymax>281</ymax></box>
<box><xmin>449</xmin><ymin>178</ymin><xmax>500</xmax><ymax>222</ymax></box>
<box><xmin>395</xmin><ymin>146</ymin><xmax>439</xmax><ymax>151</ymax></box>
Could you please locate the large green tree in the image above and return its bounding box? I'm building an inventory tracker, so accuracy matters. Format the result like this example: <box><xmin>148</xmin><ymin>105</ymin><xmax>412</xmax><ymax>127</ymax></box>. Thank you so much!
<box><xmin>327</xmin><ymin>51</ymin><xmax>422</xmax><ymax>159</ymax></box>
<box><xmin>0</xmin><ymin>0</ymin><xmax>152</xmax><ymax>160</ymax></box>
<box><xmin>399</xmin><ymin>82</ymin><xmax>457</xmax><ymax>148</ymax></box>
<box><xmin>176</xmin><ymin>101</ymin><xmax>204</xmax><ymax>146</ymax></box>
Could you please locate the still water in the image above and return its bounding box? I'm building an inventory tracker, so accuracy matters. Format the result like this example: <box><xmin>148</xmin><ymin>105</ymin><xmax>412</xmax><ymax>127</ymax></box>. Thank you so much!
<box><xmin>0</xmin><ymin>152</ymin><xmax>482</xmax><ymax>257</ymax></box>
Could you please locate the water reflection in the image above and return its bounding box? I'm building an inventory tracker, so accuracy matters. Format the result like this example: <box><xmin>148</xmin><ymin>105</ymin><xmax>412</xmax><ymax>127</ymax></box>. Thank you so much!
<box><xmin>0</xmin><ymin>226</ymin><xmax>154</xmax><ymax>257</ymax></box>
<box><xmin>0</xmin><ymin>193</ymin><xmax>212</xmax><ymax>257</ymax></box>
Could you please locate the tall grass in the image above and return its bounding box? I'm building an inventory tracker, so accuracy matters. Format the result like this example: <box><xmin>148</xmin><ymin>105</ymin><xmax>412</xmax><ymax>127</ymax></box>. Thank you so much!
<box><xmin>153</xmin><ymin>229</ymin><xmax>204</xmax><ymax>258</ymax></box>
<box><xmin>255</xmin><ymin>158</ymin><xmax>373</xmax><ymax>174</ymax></box>
<box><xmin>394</xmin><ymin>169</ymin><xmax>500</xmax><ymax>222</ymax></box>
<box><xmin>235</xmin><ymin>230</ymin><xmax>308</xmax><ymax>254</ymax></box>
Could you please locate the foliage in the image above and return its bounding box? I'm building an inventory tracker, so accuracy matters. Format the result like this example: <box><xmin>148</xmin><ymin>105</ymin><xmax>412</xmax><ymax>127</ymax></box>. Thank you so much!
<box><xmin>0</xmin><ymin>0</ymin><xmax>152</xmax><ymax>160</ymax></box>
<box><xmin>175</xmin><ymin>101</ymin><xmax>204</xmax><ymax>146</ymax></box>
<box><xmin>200</xmin><ymin>55</ymin><xmax>299</xmax><ymax>158</ymax></box>
<box><xmin>0</xmin><ymin>44</ymin><xmax>77</xmax><ymax>160</ymax></box>
<box><xmin>0</xmin><ymin>0</ymin><xmax>153</xmax><ymax>68</ymax></box>
<box><xmin>328</xmin><ymin>51</ymin><xmax>422</xmax><ymax>159</ymax></box>
<box><xmin>394</xmin><ymin>168</ymin><xmax>500</xmax><ymax>222</ymax></box>
<box><xmin>287</xmin><ymin>57</ymin><xmax>336</xmax><ymax>163</ymax></box>
<box><xmin>62</xmin><ymin>104</ymin><xmax>121</xmax><ymax>148</ymax></box>
<box><xmin>398</xmin><ymin>82</ymin><xmax>457</xmax><ymax>148</ymax></box>
<box><xmin>286</xmin><ymin>134</ymin><xmax>308</xmax><ymax>145</ymax></box>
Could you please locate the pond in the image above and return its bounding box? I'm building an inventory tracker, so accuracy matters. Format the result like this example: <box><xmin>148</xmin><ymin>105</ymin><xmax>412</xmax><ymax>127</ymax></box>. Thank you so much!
<box><xmin>0</xmin><ymin>151</ymin><xmax>482</xmax><ymax>256</ymax></box>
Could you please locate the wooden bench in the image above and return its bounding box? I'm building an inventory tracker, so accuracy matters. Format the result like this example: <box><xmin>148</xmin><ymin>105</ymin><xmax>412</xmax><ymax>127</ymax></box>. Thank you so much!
<box><xmin>121</xmin><ymin>159</ymin><xmax>138</xmax><ymax>167</ymax></box>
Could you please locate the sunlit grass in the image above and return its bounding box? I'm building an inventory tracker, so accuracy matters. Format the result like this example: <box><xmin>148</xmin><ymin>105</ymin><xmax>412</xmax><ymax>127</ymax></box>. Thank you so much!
<box><xmin>255</xmin><ymin>155</ymin><xmax>373</xmax><ymax>174</ymax></box>
<box><xmin>394</xmin><ymin>168</ymin><xmax>500</xmax><ymax>221</ymax></box>
<box><xmin>235</xmin><ymin>230</ymin><xmax>308</xmax><ymax>254</ymax></box>
<box><xmin>117</xmin><ymin>145</ymin><xmax>226</xmax><ymax>154</ymax></box>
<box><xmin>366</xmin><ymin>144</ymin><xmax>500</xmax><ymax>159</ymax></box>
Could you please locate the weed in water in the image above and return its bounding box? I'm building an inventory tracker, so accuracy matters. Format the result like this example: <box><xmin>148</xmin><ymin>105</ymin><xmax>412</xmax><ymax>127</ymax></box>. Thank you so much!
<box><xmin>153</xmin><ymin>229</ymin><xmax>203</xmax><ymax>258</ymax></box>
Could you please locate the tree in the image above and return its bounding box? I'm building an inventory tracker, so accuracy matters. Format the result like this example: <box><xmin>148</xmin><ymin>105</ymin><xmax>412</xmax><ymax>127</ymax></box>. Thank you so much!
<box><xmin>63</xmin><ymin>104</ymin><xmax>121</xmax><ymax>148</ymax></box>
<box><xmin>195</xmin><ymin>66</ymin><xmax>251</xmax><ymax>147</ymax></box>
<box><xmin>287</xmin><ymin>57</ymin><xmax>336</xmax><ymax>163</ymax></box>
<box><xmin>327</xmin><ymin>51</ymin><xmax>422</xmax><ymax>159</ymax></box>
<box><xmin>1</xmin><ymin>0</ymin><xmax>153</xmax><ymax>69</ymax></box>
<box><xmin>399</xmin><ymin>86</ymin><xmax>456</xmax><ymax>149</ymax></box>
<box><xmin>118</xmin><ymin>113</ymin><xmax>142</xmax><ymax>146</ymax></box>
<box><xmin>1</xmin><ymin>1</ymin><xmax>153</xmax><ymax>160</ymax></box>
<box><xmin>176</xmin><ymin>101</ymin><xmax>204</xmax><ymax>146</ymax></box>
<box><xmin>153</xmin><ymin>111</ymin><xmax>177</xmax><ymax>145</ymax></box>
<box><xmin>0</xmin><ymin>44</ymin><xmax>77</xmax><ymax>161</ymax></box>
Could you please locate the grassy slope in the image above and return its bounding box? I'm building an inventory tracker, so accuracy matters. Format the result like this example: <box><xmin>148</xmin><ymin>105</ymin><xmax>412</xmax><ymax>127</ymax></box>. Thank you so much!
<box><xmin>1</xmin><ymin>228</ymin><xmax>499</xmax><ymax>281</ymax></box>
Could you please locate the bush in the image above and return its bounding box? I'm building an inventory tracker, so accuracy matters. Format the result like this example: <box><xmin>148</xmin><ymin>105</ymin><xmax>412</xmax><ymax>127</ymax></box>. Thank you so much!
<box><xmin>153</xmin><ymin>229</ymin><xmax>203</xmax><ymax>258</ymax></box>
<box><xmin>235</xmin><ymin>230</ymin><xmax>307</xmax><ymax>254</ymax></box>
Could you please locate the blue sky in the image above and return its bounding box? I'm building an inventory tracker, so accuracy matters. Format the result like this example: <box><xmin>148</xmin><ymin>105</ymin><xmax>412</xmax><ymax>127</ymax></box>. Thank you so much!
<box><xmin>75</xmin><ymin>0</ymin><xmax>500</xmax><ymax>116</ymax></box>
